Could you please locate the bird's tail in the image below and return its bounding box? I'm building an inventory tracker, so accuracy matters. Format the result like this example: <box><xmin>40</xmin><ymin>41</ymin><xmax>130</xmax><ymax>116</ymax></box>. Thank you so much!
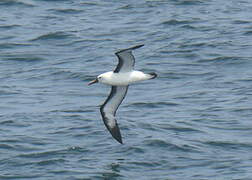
<box><xmin>149</xmin><ymin>72</ymin><xmax>157</xmax><ymax>79</ymax></box>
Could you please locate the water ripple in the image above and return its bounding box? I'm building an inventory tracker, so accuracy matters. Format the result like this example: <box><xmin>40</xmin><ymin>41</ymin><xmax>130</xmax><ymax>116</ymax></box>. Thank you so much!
<box><xmin>0</xmin><ymin>0</ymin><xmax>34</xmax><ymax>7</ymax></box>
<box><xmin>30</xmin><ymin>31</ymin><xmax>73</xmax><ymax>41</ymax></box>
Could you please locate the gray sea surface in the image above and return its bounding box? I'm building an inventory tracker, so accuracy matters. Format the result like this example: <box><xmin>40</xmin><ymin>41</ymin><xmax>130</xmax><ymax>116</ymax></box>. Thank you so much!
<box><xmin>1</xmin><ymin>0</ymin><xmax>252</xmax><ymax>179</ymax></box>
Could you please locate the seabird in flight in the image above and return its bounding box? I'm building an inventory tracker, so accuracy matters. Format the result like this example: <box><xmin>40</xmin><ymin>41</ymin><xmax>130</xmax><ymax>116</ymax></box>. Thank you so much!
<box><xmin>88</xmin><ymin>44</ymin><xmax>157</xmax><ymax>144</ymax></box>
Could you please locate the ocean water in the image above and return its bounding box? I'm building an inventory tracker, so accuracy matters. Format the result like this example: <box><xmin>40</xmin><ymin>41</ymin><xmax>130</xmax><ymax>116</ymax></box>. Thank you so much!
<box><xmin>1</xmin><ymin>0</ymin><xmax>252</xmax><ymax>179</ymax></box>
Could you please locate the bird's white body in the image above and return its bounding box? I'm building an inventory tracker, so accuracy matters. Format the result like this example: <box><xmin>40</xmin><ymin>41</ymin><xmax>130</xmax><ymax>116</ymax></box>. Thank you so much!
<box><xmin>98</xmin><ymin>71</ymin><xmax>153</xmax><ymax>86</ymax></box>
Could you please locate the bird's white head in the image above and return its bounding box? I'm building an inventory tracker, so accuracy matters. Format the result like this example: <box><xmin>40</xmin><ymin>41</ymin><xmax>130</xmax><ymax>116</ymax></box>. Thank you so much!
<box><xmin>88</xmin><ymin>72</ymin><xmax>112</xmax><ymax>85</ymax></box>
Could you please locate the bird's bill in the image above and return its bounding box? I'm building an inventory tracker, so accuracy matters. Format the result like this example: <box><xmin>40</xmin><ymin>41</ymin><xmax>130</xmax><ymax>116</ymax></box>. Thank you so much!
<box><xmin>88</xmin><ymin>78</ymin><xmax>98</xmax><ymax>85</ymax></box>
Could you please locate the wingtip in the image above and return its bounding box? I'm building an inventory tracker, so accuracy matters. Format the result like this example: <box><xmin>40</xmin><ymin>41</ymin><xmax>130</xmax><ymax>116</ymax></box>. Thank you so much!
<box><xmin>110</xmin><ymin>125</ymin><xmax>123</xmax><ymax>144</ymax></box>
<box><xmin>117</xmin><ymin>137</ymin><xmax>123</xmax><ymax>144</ymax></box>
<box><xmin>133</xmin><ymin>44</ymin><xmax>144</xmax><ymax>49</ymax></box>
<box><xmin>116</xmin><ymin>44</ymin><xmax>144</xmax><ymax>54</ymax></box>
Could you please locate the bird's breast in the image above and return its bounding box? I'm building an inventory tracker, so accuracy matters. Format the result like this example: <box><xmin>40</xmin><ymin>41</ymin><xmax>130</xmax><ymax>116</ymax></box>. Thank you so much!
<box><xmin>102</xmin><ymin>71</ymin><xmax>150</xmax><ymax>86</ymax></box>
<box><xmin>106</xmin><ymin>73</ymin><xmax>131</xmax><ymax>86</ymax></box>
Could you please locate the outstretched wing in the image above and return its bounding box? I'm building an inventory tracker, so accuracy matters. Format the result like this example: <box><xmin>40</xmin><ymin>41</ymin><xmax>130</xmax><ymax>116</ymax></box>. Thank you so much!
<box><xmin>114</xmin><ymin>44</ymin><xmax>144</xmax><ymax>73</ymax></box>
<box><xmin>100</xmin><ymin>86</ymin><xmax>129</xmax><ymax>144</ymax></box>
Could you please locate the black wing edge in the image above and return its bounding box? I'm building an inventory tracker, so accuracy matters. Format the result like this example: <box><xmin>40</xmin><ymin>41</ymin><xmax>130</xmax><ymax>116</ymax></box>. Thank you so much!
<box><xmin>114</xmin><ymin>44</ymin><xmax>144</xmax><ymax>73</ymax></box>
<box><xmin>100</xmin><ymin>107</ymin><xmax>123</xmax><ymax>144</ymax></box>
<box><xmin>115</xmin><ymin>44</ymin><xmax>144</xmax><ymax>54</ymax></box>
<box><xmin>99</xmin><ymin>86</ymin><xmax>129</xmax><ymax>144</ymax></box>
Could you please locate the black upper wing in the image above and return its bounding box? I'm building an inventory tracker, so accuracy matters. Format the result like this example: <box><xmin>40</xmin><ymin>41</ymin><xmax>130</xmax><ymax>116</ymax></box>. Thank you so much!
<box><xmin>114</xmin><ymin>44</ymin><xmax>144</xmax><ymax>73</ymax></box>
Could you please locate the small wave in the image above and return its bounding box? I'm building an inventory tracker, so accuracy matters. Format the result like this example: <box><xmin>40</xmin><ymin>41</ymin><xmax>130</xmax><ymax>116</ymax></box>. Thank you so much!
<box><xmin>0</xmin><ymin>24</ymin><xmax>21</xmax><ymax>30</ymax></box>
<box><xmin>232</xmin><ymin>107</ymin><xmax>252</xmax><ymax>113</ymax></box>
<box><xmin>144</xmin><ymin>139</ymin><xmax>201</xmax><ymax>152</ymax></box>
<box><xmin>38</xmin><ymin>0</ymin><xmax>70</xmax><ymax>1</ymax></box>
<box><xmin>0</xmin><ymin>0</ymin><xmax>34</xmax><ymax>7</ymax></box>
<box><xmin>204</xmin><ymin>141</ymin><xmax>252</xmax><ymax>150</ymax></box>
<box><xmin>18</xmin><ymin>149</ymin><xmax>67</xmax><ymax>159</ymax></box>
<box><xmin>232</xmin><ymin>20</ymin><xmax>251</xmax><ymax>24</ymax></box>
<box><xmin>130</xmin><ymin>161</ymin><xmax>162</xmax><ymax>168</ymax></box>
<box><xmin>181</xmin><ymin>24</ymin><xmax>198</xmax><ymax>30</ymax></box>
<box><xmin>36</xmin><ymin>158</ymin><xmax>66</xmax><ymax>166</ymax></box>
<box><xmin>118</xmin><ymin>4</ymin><xmax>134</xmax><ymax>10</ymax></box>
<box><xmin>174</xmin><ymin>0</ymin><xmax>204</xmax><ymax>5</ymax></box>
<box><xmin>161</xmin><ymin>19</ymin><xmax>191</xmax><ymax>26</ymax></box>
<box><xmin>0</xmin><ymin>42</ymin><xmax>32</xmax><ymax>49</ymax></box>
<box><xmin>30</xmin><ymin>31</ymin><xmax>72</xmax><ymax>41</ymax></box>
<box><xmin>0</xmin><ymin>120</ymin><xmax>15</xmax><ymax>124</ymax></box>
<box><xmin>2</xmin><ymin>54</ymin><xmax>44</xmax><ymax>62</ymax></box>
<box><xmin>60</xmin><ymin>109</ymin><xmax>95</xmax><ymax>113</ymax></box>
<box><xmin>198</xmin><ymin>56</ymin><xmax>246</xmax><ymax>65</ymax></box>
<box><xmin>0</xmin><ymin>175</ymin><xmax>38</xmax><ymax>179</ymax></box>
<box><xmin>162</xmin><ymin>71</ymin><xmax>214</xmax><ymax>80</ymax></box>
<box><xmin>129</xmin><ymin>102</ymin><xmax>179</xmax><ymax>108</ymax></box>
<box><xmin>243</xmin><ymin>31</ymin><xmax>252</xmax><ymax>36</ymax></box>
<box><xmin>0</xmin><ymin>144</ymin><xmax>14</xmax><ymax>150</ymax></box>
<box><xmin>144</xmin><ymin>139</ymin><xmax>173</xmax><ymax>148</ymax></box>
<box><xmin>0</xmin><ymin>90</ymin><xmax>20</xmax><ymax>96</ymax></box>
<box><xmin>48</xmin><ymin>70</ymin><xmax>85</xmax><ymax>80</ymax></box>
<box><xmin>159</xmin><ymin>124</ymin><xmax>203</xmax><ymax>133</ymax></box>
<box><xmin>50</xmin><ymin>8</ymin><xmax>83</xmax><ymax>14</ymax></box>
<box><xmin>80</xmin><ymin>2</ymin><xmax>99</xmax><ymax>6</ymax></box>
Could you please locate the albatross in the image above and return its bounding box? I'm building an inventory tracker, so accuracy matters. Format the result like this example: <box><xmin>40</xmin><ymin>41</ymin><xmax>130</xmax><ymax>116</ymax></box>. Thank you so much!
<box><xmin>88</xmin><ymin>44</ymin><xmax>157</xmax><ymax>144</ymax></box>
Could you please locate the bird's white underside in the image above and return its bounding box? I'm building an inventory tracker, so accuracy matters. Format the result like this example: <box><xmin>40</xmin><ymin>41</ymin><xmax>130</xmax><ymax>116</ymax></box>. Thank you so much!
<box><xmin>98</xmin><ymin>70</ymin><xmax>153</xmax><ymax>86</ymax></box>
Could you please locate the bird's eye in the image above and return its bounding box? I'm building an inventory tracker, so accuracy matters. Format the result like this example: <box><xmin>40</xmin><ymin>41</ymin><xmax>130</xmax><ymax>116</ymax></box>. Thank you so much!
<box><xmin>98</xmin><ymin>77</ymin><xmax>101</xmax><ymax>79</ymax></box>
